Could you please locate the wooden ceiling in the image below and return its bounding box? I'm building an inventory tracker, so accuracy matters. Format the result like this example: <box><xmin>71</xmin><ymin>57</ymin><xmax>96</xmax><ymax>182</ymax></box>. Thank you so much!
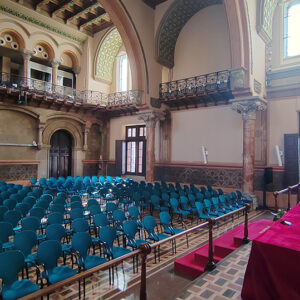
<box><xmin>19</xmin><ymin>0</ymin><xmax>113</xmax><ymax>35</ymax></box>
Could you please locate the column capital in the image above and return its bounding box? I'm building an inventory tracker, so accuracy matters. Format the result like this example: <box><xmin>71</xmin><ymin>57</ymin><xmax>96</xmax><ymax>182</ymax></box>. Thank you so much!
<box><xmin>51</xmin><ymin>58</ymin><xmax>61</xmax><ymax>68</ymax></box>
<box><xmin>230</xmin><ymin>97</ymin><xmax>267</xmax><ymax>120</ymax></box>
<box><xmin>22</xmin><ymin>49</ymin><xmax>33</xmax><ymax>60</ymax></box>
<box><xmin>137</xmin><ymin>110</ymin><xmax>166</xmax><ymax>128</ymax></box>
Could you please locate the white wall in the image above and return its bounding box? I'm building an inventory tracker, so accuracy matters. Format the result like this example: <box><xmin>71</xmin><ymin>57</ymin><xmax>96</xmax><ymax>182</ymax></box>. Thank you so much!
<box><xmin>268</xmin><ymin>97</ymin><xmax>300</xmax><ymax>165</ymax></box>
<box><xmin>172</xmin><ymin>4</ymin><xmax>231</xmax><ymax>80</ymax></box>
<box><xmin>171</xmin><ymin>106</ymin><xmax>243</xmax><ymax>164</ymax></box>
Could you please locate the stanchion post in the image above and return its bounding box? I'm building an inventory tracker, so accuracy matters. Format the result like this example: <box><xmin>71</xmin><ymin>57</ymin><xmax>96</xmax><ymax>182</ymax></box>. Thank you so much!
<box><xmin>274</xmin><ymin>192</ymin><xmax>278</xmax><ymax>213</ymax></box>
<box><xmin>139</xmin><ymin>243</ymin><xmax>152</xmax><ymax>300</ymax></box>
<box><xmin>298</xmin><ymin>184</ymin><xmax>300</xmax><ymax>204</ymax></box>
<box><xmin>205</xmin><ymin>218</ymin><xmax>216</xmax><ymax>271</ymax></box>
<box><xmin>242</xmin><ymin>204</ymin><xmax>250</xmax><ymax>244</ymax></box>
<box><xmin>288</xmin><ymin>187</ymin><xmax>291</xmax><ymax>211</ymax></box>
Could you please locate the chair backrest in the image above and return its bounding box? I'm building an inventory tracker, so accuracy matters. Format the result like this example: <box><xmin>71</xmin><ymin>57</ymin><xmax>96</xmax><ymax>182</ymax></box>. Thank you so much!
<box><xmin>87</xmin><ymin>199</ymin><xmax>99</xmax><ymax>208</ymax></box>
<box><xmin>14</xmin><ymin>230</ymin><xmax>37</xmax><ymax>257</ymax></box>
<box><xmin>72</xmin><ymin>218</ymin><xmax>89</xmax><ymax>233</ymax></box>
<box><xmin>150</xmin><ymin>194</ymin><xmax>160</xmax><ymax>205</ymax></box>
<box><xmin>21</xmin><ymin>216</ymin><xmax>40</xmax><ymax>231</ymax></box>
<box><xmin>106</xmin><ymin>202</ymin><xmax>117</xmax><ymax>213</ymax></box>
<box><xmin>37</xmin><ymin>240</ymin><xmax>61</xmax><ymax>271</ymax></box>
<box><xmin>29</xmin><ymin>207</ymin><xmax>45</xmax><ymax>220</ymax></box>
<box><xmin>16</xmin><ymin>202</ymin><xmax>30</xmax><ymax>217</ymax></box>
<box><xmin>113</xmin><ymin>209</ymin><xmax>126</xmax><ymax>222</ymax></box>
<box><xmin>46</xmin><ymin>224</ymin><xmax>66</xmax><ymax>242</ymax></box>
<box><xmin>99</xmin><ymin>226</ymin><xmax>116</xmax><ymax>247</ymax></box>
<box><xmin>71</xmin><ymin>195</ymin><xmax>81</xmax><ymax>203</ymax></box>
<box><xmin>35</xmin><ymin>199</ymin><xmax>49</xmax><ymax>210</ymax></box>
<box><xmin>72</xmin><ymin>232</ymin><xmax>91</xmax><ymax>259</ymax></box>
<box><xmin>94</xmin><ymin>213</ymin><xmax>109</xmax><ymax>228</ymax></box>
<box><xmin>0</xmin><ymin>250</ymin><xmax>25</xmax><ymax>286</ymax></box>
<box><xmin>3</xmin><ymin>198</ymin><xmax>17</xmax><ymax>210</ymax></box>
<box><xmin>159</xmin><ymin>211</ymin><xmax>171</xmax><ymax>225</ymax></box>
<box><xmin>70</xmin><ymin>208</ymin><xmax>84</xmax><ymax>220</ymax></box>
<box><xmin>203</xmin><ymin>199</ymin><xmax>212</xmax><ymax>208</ymax></box>
<box><xmin>195</xmin><ymin>202</ymin><xmax>204</xmax><ymax>216</ymax></box>
<box><xmin>123</xmin><ymin>220</ymin><xmax>138</xmax><ymax>239</ymax></box>
<box><xmin>4</xmin><ymin>209</ymin><xmax>22</xmax><ymax>227</ymax></box>
<box><xmin>0</xmin><ymin>221</ymin><xmax>13</xmax><ymax>242</ymax></box>
<box><xmin>143</xmin><ymin>215</ymin><xmax>156</xmax><ymax>232</ymax></box>
<box><xmin>23</xmin><ymin>196</ymin><xmax>36</xmax><ymax>208</ymax></box>
<box><xmin>0</xmin><ymin>205</ymin><xmax>8</xmax><ymax>221</ymax></box>
<box><xmin>71</xmin><ymin>201</ymin><xmax>83</xmax><ymax>210</ymax></box>
<box><xmin>40</xmin><ymin>194</ymin><xmax>53</xmax><ymax>204</ymax></box>
<box><xmin>89</xmin><ymin>204</ymin><xmax>101</xmax><ymax>216</ymax></box>
<box><xmin>49</xmin><ymin>204</ymin><xmax>65</xmax><ymax>214</ymax></box>
<box><xmin>128</xmin><ymin>206</ymin><xmax>140</xmax><ymax>219</ymax></box>
<box><xmin>47</xmin><ymin>212</ymin><xmax>64</xmax><ymax>225</ymax></box>
<box><xmin>170</xmin><ymin>198</ymin><xmax>179</xmax><ymax>210</ymax></box>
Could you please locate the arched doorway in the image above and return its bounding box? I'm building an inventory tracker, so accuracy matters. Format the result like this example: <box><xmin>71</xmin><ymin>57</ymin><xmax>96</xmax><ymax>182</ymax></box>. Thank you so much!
<box><xmin>50</xmin><ymin>130</ymin><xmax>72</xmax><ymax>178</ymax></box>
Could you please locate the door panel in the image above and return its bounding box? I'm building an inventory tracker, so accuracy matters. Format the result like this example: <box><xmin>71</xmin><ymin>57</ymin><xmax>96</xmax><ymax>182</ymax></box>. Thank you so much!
<box><xmin>50</xmin><ymin>130</ymin><xmax>72</xmax><ymax>178</ymax></box>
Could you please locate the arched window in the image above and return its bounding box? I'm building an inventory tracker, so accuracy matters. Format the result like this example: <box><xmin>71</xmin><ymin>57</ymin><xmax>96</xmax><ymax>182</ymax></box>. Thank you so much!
<box><xmin>284</xmin><ymin>1</ymin><xmax>300</xmax><ymax>57</ymax></box>
<box><xmin>114</xmin><ymin>49</ymin><xmax>131</xmax><ymax>92</ymax></box>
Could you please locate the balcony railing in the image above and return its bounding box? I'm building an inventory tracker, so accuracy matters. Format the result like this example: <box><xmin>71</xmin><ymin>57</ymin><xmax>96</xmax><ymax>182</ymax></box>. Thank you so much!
<box><xmin>159</xmin><ymin>70</ymin><xmax>231</xmax><ymax>99</ymax></box>
<box><xmin>0</xmin><ymin>73</ymin><xmax>142</xmax><ymax>108</ymax></box>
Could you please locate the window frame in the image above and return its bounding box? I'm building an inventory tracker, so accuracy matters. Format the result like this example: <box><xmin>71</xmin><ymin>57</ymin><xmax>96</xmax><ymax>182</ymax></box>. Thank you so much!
<box><xmin>125</xmin><ymin>125</ymin><xmax>146</xmax><ymax>176</ymax></box>
<box><xmin>283</xmin><ymin>0</ymin><xmax>300</xmax><ymax>60</ymax></box>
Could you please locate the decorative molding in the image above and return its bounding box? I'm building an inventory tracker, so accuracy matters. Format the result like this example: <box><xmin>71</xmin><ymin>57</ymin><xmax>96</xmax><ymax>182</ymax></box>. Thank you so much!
<box><xmin>0</xmin><ymin>160</ymin><xmax>40</xmax><ymax>165</ymax></box>
<box><xmin>230</xmin><ymin>97</ymin><xmax>267</xmax><ymax>120</ymax></box>
<box><xmin>155</xmin><ymin>0</ymin><xmax>222</xmax><ymax>68</ymax></box>
<box><xmin>150</xmin><ymin>97</ymin><xmax>161</xmax><ymax>109</ymax></box>
<box><xmin>254</xmin><ymin>79</ymin><xmax>262</xmax><ymax>94</ymax></box>
<box><xmin>0</xmin><ymin>5</ymin><xmax>85</xmax><ymax>43</ymax></box>
<box><xmin>137</xmin><ymin>110</ymin><xmax>166</xmax><ymax>128</ymax></box>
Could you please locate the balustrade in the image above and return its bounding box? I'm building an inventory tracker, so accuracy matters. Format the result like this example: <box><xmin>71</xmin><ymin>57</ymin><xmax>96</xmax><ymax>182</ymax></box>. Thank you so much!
<box><xmin>159</xmin><ymin>70</ymin><xmax>231</xmax><ymax>99</ymax></box>
<box><xmin>0</xmin><ymin>72</ymin><xmax>141</xmax><ymax>107</ymax></box>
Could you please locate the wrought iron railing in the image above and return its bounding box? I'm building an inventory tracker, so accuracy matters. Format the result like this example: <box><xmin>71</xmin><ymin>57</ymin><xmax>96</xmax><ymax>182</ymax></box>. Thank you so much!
<box><xmin>0</xmin><ymin>73</ymin><xmax>142</xmax><ymax>107</ymax></box>
<box><xmin>159</xmin><ymin>70</ymin><xmax>231</xmax><ymax>99</ymax></box>
<box><xmin>273</xmin><ymin>183</ymin><xmax>300</xmax><ymax>212</ymax></box>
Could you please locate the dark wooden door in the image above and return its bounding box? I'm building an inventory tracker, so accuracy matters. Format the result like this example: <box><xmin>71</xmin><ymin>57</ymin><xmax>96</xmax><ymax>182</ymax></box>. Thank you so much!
<box><xmin>50</xmin><ymin>130</ymin><xmax>72</xmax><ymax>178</ymax></box>
<box><xmin>284</xmin><ymin>134</ymin><xmax>299</xmax><ymax>186</ymax></box>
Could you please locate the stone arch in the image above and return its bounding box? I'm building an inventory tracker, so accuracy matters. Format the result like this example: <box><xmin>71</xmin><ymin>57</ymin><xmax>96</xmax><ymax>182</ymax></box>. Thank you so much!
<box><xmin>98</xmin><ymin>0</ymin><xmax>147</xmax><ymax>95</ymax></box>
<box><xmin>94</xmin><ymin>27</ymin><xmax>123</xmax><ymax>83</ymax></box>
<box><xmin>0</xmin><ymin>28</ymin><xmax>25</xmax><ymax>51</ymax></box>
<box><xmin>60</xmin><ymin>50</ymin><xmax>79</xmax><ymax>69</ymax></box>
<box><xmin>32</xmin><ymin>40</ymin><xmax>55</xmax><ymax>61</ymax></box>
<box><xmin>0</xmin><ymin>19</ymin><xmax>29</xmax><ymax>48</ymax></box>
<box><xmin>155</xmin><ymin>0</ymin><xmax>250</xmax><ymax>72</ymax></box>
<box><xmin>42</xmin><ymin>119</ymin><xmax>83</xmax><ymax>148</ymax></box>
<box><xmin>0</xmin><ymin>105</ymin><xmax>39</xmax><ymax>120</ymax></box>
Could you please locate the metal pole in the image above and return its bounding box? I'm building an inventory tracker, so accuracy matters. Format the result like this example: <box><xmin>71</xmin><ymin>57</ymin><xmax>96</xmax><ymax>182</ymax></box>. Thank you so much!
<box><xmin>139</xmin><ymin>243</ymin><xmax>151</xmax><ymax>300</ymax></box>
<box><xmin>274</xmin><ymin>192</ymin><xmax>278</xmax><ymax>213</ymax></box>
<box><xmin>205</xmin><ymin>218</ymin><xmax>216</xmax><ymax>271</ymax></box>
<box><xmin>288</xmin><ymin>187</ymin><xmax>291</xmax><ymax>211</ymax></box>
<box><xmin>242</xmin><ymin>204</ymin><xmax>250</xmax><ymax>244</ymax></box>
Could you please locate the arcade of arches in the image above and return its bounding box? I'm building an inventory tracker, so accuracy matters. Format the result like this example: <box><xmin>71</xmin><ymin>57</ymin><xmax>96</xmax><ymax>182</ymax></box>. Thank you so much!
<box><xmin>0</xmin><ymin>0</ymin><xmax>300</xmax><ymax>216</ymax></box>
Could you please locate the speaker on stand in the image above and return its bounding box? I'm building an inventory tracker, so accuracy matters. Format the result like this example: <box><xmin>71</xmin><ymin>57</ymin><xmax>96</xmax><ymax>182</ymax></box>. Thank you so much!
<box><xmin>263</xmin><ymin>167</ymin><xmax>273</xmax><ymax>209</ymax></box>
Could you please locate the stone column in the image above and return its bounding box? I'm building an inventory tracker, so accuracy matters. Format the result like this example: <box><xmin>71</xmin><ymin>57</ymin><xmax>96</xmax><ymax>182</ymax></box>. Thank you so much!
<box><xmin>159</xmin><ymin>110</ymin><xmax>171</xmax><ymax>162</ymax></box>
<box><xmin>22</xmin><ymin>49</ymin><xmax>32</xmax><ymax>83</ymax></box>
<box><xmin>83</xmin><ymin>121</ymin><xmax>92</xmax><ymax>151</ymax></box>
<box><xmin>231</xmin><ymin>97</ymin><xmax>267</xmax><ymax>193</ymax></box>
<box><xmin>138</xmin><ymin>110</ymin><xmax>165</xmax><ymax>182</ymax></box>
<box><xmin>37</xmin><ymin>122</ymin><xmax>45</xmax><ymax>150</ymax></box>
<box><xmin>51</xmin><ymin>58</ymin><xmax>60</xmax><ymax>86</ymax></box>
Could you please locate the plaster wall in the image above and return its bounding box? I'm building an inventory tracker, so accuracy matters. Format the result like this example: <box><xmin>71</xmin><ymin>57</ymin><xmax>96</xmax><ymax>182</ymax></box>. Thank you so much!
<box><xmin>268</xmin><ymin>96</ymin><xmax>300</xmax><ymax>165</ymax></box>
<box><xmin>172</xmin><ymin>4</ymin><xmax>231</xmax><ymax>80</ymax></box>
<box><xmin>170</xmin><ymin>106</ymin><xmax>243</xmax><ymax>164</ymax></box>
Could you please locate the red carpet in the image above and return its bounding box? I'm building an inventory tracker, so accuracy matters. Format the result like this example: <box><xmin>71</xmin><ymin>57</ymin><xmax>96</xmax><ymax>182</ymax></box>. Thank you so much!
<box><xmin>174</xmin><ymin>219</ymin><xmax>273</xmax><ymax>278</ymax></box>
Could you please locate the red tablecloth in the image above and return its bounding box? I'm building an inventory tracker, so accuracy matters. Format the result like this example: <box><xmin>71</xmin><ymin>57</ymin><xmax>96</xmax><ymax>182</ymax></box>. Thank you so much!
<box><xmin>241</xmin><ymin>205</ymin><xmax>300</xmax><ymax>300</ymax></box>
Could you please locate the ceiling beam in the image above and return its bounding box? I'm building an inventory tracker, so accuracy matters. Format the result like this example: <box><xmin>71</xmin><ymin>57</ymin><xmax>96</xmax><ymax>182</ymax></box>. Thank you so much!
<box><xmin>50</xmin><ymin>0</ymin><xmax>74</xmax><ymax>17</ymax></box>
<box><xmin>92</xmin><ymin>21</ymin><xmax>114</xmax><ymax>34</ymax></box>
<box><xmin>79</xmin><ymin>13</ymin><xmax>110</xmax><ymax>30</ymax></box>
<box><xmin>66</xmin><ymin>0</ymin><xmax>99</xmax><ymax>23</ymax></box>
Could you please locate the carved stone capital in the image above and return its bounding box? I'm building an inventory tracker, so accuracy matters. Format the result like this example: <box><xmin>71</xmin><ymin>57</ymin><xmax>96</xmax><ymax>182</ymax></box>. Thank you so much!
<box><xmin>137</xmin><ymin>110</ymin><xmax>166</xmax><ymax>128</ymax></box>
<box><xmin>22</xmin><ymin>49</ymin><xmax>33</xmax><ymax>61</ymax></box>
<box><xmin>51</xmin><ymin>58</ymin><xmax>61</xmax><ymax>68</ymax></box>
<box><xmin>230</xmin><ymin>97</ymin><xmax>267</xmax><ymax>120</ymax></box>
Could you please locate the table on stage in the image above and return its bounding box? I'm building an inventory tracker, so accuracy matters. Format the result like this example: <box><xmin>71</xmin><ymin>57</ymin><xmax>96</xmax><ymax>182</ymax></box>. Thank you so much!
<box><xmin>241</xmin><ymin>204</ymin><xmax>300</xmax><ymax>300</ymax></box>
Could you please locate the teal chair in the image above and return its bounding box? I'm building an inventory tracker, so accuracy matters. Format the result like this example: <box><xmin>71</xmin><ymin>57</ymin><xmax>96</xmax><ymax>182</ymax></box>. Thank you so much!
<box><xmin>72</xmin><ymin>232</ymin><xmax>107</xmax><ymax>298</ymax></box>
<box><xmin>37</xmin><ymin>240</ymin><xmax>76</xmax><ymax>287</ymax></box>
<box><xmin>0</xmin><ymin>250</ymin><xmax>40</xmax><ymax>300</ymax></box>
<box><xmin>195</xmin><ymin>202</ymin><xmax>210</xmax><ymax>221</ymax></box>
<box><xmin>14</xmin><ymin>230</ymin><xmax>38</xmax><ymax>279</ymax></box>
<box><xmin>0</xmin><ymin>221</ymin><xmax>14</xmax><ymax>250</ymax></box>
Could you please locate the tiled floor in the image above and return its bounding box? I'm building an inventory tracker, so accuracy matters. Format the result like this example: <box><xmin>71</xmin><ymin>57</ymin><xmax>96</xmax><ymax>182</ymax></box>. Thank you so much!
<box><xmin>175</xmin><ymin>243</ymin><xmax>252</xmax><ymax>300</ymax></box>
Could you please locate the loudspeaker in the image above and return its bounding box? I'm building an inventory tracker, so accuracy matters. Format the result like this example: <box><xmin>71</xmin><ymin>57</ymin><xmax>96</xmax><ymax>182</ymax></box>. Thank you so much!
<box><xmin>264</xmin><ymin>167</ymin><xmax>273</xmax><ymax>185</ymax></box>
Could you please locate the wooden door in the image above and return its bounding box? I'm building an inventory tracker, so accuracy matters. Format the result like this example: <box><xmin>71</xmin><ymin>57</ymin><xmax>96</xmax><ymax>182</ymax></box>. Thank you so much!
<box><xmin>50</xmin><ymin>130</ymin><xmax>72</xmax><ymax>178</ymax></box>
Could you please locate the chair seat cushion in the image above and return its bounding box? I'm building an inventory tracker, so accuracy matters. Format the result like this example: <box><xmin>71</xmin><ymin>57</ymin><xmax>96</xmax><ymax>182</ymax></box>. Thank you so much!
<box><xmin>47</xmin><ymin>266</ymin><xmax>77</xmax><ymax>284</ymax></box>
<box><xmin>2</xmin><ymin>241</ymin><xmax>14</xmax><ymax>250</ymax></box>
<box><xmin>62</xmin><ymin>244</ymin><xmax>72</xmax><ymax>253</ymax></box>
<box><xmin>25</xmin><ymin>253</ymin><xmax>37</xmax><ymax>264</ymax></box>
<box><xmin>2</xmin><ymin>279</ymin><xmax>39</xmax><ymax>300</ymax></box>
<box><xmin>84</xmin><ymin>255</ymin><xmax>107</xmax><ymax>270</ymax></box>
